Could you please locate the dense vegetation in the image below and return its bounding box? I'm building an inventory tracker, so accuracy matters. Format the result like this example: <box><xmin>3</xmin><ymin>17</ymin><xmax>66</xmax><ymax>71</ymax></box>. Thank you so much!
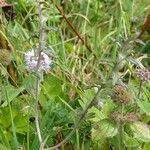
<box><xmin>0</xmin><ymin>0</ymin><xmax>150</xmax><ymax>149</ymax></box>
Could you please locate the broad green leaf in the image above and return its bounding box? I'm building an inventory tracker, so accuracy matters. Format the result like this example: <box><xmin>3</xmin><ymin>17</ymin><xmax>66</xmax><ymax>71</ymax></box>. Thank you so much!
<box><xmin>93</xmin><ymin>139</ymin><xmax>110</xmax><ymax>150</ymax></box>
<box><xmin>137</xmin><ymin>100</ymin><xmax>150</xmax><ymax>116</ymax></box>
<box><xmin>89</xmin><ymin>100</ymin><xmax>116</xmax><ymax>122</ymax></box>
<box><xmin>123</xmin><ymin>132</ymin><xmax>139</xmax><ymax>147</ymax></box>
<box><xmin>22</xmin><ymin>74</ymin><xmax>36</xmax><ymax>94</ymax></box>
<box><xmin>92</xmin><ymin>119</ymin><xmax>118</xmax><ymax>141</ymax></box>
<box><xmin>99</xmin><ymin>100</ymin><xmax>115</xmax><ymax>118</ymax></box>
<box><xmin>39</xmin><ymin>91</ymin><xmax>48</xmax><ymax>109</ymax></box>
<box><xmin>0</xmin><ymin>107</ymin><xmax>17</xmax><ymax>128</ymax></box>
<box><xmin>13</xmin><ymin>115</ymin><xmax>27</xmax><ymax>134</ymax></box>
<box><xmin>42</xmin><ymin>75</ymin><xmax>62</xmax><ymax>99</ymax></box>
<box><xmin>130</xmin><ymin>122</ymin><xmax>150</xmax><ymax>142</ymax></box>
<box><xmin>1</xmin><ymin>85</ymin><xmax>24</xmax><ymax>107</ymax></box>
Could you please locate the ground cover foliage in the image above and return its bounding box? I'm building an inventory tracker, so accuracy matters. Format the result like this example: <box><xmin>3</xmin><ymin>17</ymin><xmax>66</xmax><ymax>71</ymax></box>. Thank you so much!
<box><xmin>0</xmin><ymin>0</ymin><xmax>150</xmax><ymax>149</ymax></box>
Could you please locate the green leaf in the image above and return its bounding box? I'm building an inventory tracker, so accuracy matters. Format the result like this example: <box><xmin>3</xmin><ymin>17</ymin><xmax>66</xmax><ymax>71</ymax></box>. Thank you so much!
<box><xmin>92</xmin><ymin>119</ymin><xmax>118</xmax><ymax>141</ymax></box>
<box><xmin>123</xmin><ymin>132</ymin><xmax>139</xmax><ymax>147</ymax></box>
<box><xmin>13</xmin><ymin>115</ymin><xmax>27</xmax><ymax>134</ymax></box>
<box><xmin>0</xmin><ymin>126</ymin><xmax>11</xmax><ymax>149</ymax></box>
<box><xmin>22</xmin><ymin>74</ymin><xmax>36</xmax><ymax>94</ymax></box>
<box><xmin>0</xmin><ymin>107</ymin><xmax>17</xmax><ymax>128</ymax></box>
<box><xmin>143</xmin><ymin>143</ymin><xmax>150</xmax><ymax>150</ymax></box>
<box><xmin>130</xmin><ymin>122</ymin><xmax>150</xmax><ymax>142</ymax></box>
<box><xmin>137</xmin><ymin>100</ymin><xmax>150</xmax><ymax>116</ymax></box>
<box><xmin>0</xmin><ymin>144</ymin><xmax>9</xmax><ymax>150</ymax></box>
<box><xmin>42</xmin><ymin>75</ymin><xmax>62</xmax><ymax>99</ymax></box>
<box><xmin>89</xmin><ymin>100</ymin><xmax>116</xmax><ymax>122</ymax></box>
<box><xmin>1</xmin><ymin>85</ymin><xmax>24</xmax><ymax>107</ymax></box>
<box><xmin>64</xmin><ymin>42</ymin><xmax>74</xmax><ymax>53</ymax></box>
<box><xmin>79</xmin><ymin>89</ymin><xmax>95</xmax><ymax>109</ymax></box>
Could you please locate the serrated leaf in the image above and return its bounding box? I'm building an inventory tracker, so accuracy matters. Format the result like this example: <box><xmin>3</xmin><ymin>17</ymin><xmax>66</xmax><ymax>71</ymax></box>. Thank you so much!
<box><xmin>130</xmin><ymin>122</ymin><xmax>150</xmax><ymax>142</ymax></box>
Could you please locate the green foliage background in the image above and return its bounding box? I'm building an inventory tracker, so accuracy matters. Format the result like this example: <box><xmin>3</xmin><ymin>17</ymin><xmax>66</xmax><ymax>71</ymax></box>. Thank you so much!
<box><xmin>0</xmin><ymin>0</ymin><xmax>150</xmax><ymax>149</ymax></box>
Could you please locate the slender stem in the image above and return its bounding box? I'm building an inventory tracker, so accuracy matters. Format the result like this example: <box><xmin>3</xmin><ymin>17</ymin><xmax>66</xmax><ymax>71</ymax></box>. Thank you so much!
<box><xmin>134</xmin><ymin>80</ymin><xmax>143</xmax><ymax>113</ymax></box>
<box><xmin>4</xmin><ymin>78</ymin><xmax>19</xmax><ymax>149</ymax></box>
<box><xmin>138</xmin><ymin>80</ymin><xmax>142</xmax><ymax>98</ymax></box>
<box><xmin>34</xmin><ymin>0</ymin><xmax>44</xmax><ymax>145</ymax></box>
<box><xmin>118</xmin><ymin>104</ymin><xmax>124</xmax><ymax>150</ymax></box>
<box><xmin>118</xmin><ymin>123</ymin><xmax>123</xmax><ymax>150</ymax></box>
<box><xmin>27</xmin><ymin>109</ymin><xmax>30</xmax><ymax>150</ymax></box>
<box><xmin>76</xmin><ymin>129</ymin><xmax>80</xmax><ymax>150</ymax></box>
<box><xmin>34</xmin><ymin>77</ymin><xmax>42</xmax><ymax>143</ymax></box>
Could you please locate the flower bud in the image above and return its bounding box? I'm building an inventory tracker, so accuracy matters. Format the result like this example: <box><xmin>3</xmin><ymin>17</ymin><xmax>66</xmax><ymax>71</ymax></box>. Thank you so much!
<box><xmin>135</xmin><ymin>68</ymin><xmax>150</xmax><ymax>82</ymax></box>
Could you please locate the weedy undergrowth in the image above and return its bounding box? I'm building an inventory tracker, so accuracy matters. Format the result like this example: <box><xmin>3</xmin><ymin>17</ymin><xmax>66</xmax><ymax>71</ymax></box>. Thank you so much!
<box><xmin>0</xmin><ymin>0</ymin><xmax>150</xmax><ymax>150</ymax></box>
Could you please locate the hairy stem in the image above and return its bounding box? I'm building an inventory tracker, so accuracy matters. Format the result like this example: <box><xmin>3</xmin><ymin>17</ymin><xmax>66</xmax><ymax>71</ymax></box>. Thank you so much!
<box><xmin>118</xmin><ymin>123</ymin><xmax>123</xmax><ymax>150</ymax></box>
<box><xmin>34</xmin><ymin>0</ymin><xmax>44</xmax><ymax>145</ymax></box>
<box><xmin>118</xmin><ymin>104</ymin><xmax>124</xmax><ymax>150</ymax></box>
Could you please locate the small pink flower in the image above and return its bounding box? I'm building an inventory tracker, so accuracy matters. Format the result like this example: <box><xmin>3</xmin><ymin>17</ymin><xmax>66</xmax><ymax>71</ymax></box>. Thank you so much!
<box><xmin>24</xmin><ymin>50</ymin><xmax>52</xmax><ymax>73</ymax></box>
<box><xmin>135</xmin><ymin>68</ymin><xmax>150</xmax><ymax>82</ymax></box>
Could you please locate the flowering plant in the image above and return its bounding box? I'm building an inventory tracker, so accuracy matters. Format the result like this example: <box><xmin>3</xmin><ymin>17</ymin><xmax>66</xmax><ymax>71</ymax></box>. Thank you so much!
<box><xmin>24</xmin><ymin>50</ymin><xmax>52</xmax><ymax>73</ymax></box>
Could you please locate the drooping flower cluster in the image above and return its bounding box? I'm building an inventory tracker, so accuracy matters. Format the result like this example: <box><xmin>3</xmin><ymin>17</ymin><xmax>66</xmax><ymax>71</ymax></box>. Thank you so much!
<box><xmin>24</xmin><ymin>50</ymin><xmax>52</xmax><ymax>73</ymax></box>
<box><xmin>135</xmin><ymin>68</ymin><xmax>150</xmax><ymax>82</ymax></box>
